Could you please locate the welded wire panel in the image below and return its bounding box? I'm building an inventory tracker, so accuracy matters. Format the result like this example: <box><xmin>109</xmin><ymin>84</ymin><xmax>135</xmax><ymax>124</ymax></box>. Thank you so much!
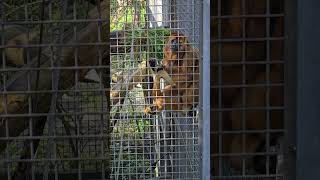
<box><xmin>0</xmin><ymin>0</ymin><xmax>204</xmax><ymax>180</ymax></box>
<box><xmin>210</xmin><ymin>0</ymin><xmax>285</xmax><ymax>179</ymax></box>
<box><xmin>0</xmin><ymin>1</ymin><xmax>110</xmax><ymax>180</ymax></box>
<box><xmin>110</xmin><ymin>0</ymin><xmax>201</xmax><ymax>179</ymax></box>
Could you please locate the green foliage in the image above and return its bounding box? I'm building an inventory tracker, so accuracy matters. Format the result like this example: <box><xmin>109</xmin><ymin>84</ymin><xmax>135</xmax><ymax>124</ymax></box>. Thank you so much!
<box><xmin>125</xmin><ymin>28</ymin><xmax>171</xmax><ymax>60</ymax></box>
<box><xmin>111</xmin><ymin>3</ymin><xmax>146</xmax><ymax>31</ymax></box>
<box><xmin>111</xmin><ymin>7</ymin><xmax>132</xmax><ymax>31</ymax></box>
<box><xmin>110</xmin><ymin>28</ymin><xmax>170</xmax><ymax>75</ymax></box>
<box><xmin>136</xmin><ymin>119</ymin><xmax>150</xmax><ymax>132</ymax></box>
<box><xmin>145</xmin><ymin>28</ymin><xmax>171</xmax><ymax>60</ymax></box>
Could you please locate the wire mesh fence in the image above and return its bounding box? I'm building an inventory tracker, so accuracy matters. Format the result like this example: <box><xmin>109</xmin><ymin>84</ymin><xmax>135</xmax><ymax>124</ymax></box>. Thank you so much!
<box><xmin>110</xmin><ymin>0</ymin><xmax>201</xmax><ymax>179</ymax></box>
<box><xmin>0</xmin><ymin>0</ymin><xmax>203</xmax><ymax>180</ymax></box>
<box><xmin>210</xmin><ymin>0</ymin><xmax>285</xmax><ymax>179</ymax></box>
<box><xmin>0</xmin><ymin>1</ymin><xmax>110</xmax><ymax>179</ymax></box>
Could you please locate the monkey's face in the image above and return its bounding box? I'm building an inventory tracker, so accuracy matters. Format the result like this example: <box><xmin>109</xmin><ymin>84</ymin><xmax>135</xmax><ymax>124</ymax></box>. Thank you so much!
<box><xmin>148</xmin><ymin>58</ymin><xmax>163</xmax><ymax>72</ymax></box>
<box><xmin>164</xmin><ymin>33</ymin><xmax>189</xmax><ymax>60</ymax></box>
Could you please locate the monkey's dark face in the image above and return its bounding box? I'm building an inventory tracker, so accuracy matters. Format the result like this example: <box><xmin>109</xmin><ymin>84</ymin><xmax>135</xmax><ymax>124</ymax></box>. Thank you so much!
<box><xmin>170</xmin><ymin>38</ymin><xmax>185</xmax><ymax>52</ymax></box>
<box><xmin>148</xmin><ymin>58</ymin><xmax>163</xmax><ymax>72</ymax></box>
<box><xmin>149</xmin><ymin>58</ymin><xmax>157</xmax><ymax>69</ymax></box>
<box><xmin>164</xmin><ymin>33</ymin><xmax>188</xmax><ymax>60</ymax></box>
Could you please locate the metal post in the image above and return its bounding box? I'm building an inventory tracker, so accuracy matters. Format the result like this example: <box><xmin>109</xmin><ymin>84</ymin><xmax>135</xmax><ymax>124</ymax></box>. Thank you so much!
<box><xmin>296</xmin><ymin>0</ymin><xmax>320</xmax><ymax>180</ymax></box>
<box><xmin>200</xmin><ymin>0</ymin><xmax>211</xmax><ymax>179</ymax></box>
<box><xmin>284</xmin><ymin>0</ymin><xmax>297</xmax><ymax>179</ymax></box>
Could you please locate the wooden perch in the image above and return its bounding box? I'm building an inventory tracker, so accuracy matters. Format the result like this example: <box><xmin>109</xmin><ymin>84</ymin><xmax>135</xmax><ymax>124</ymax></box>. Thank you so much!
<box><xmin>0</xmin><ymin>0</ymin><xmax>110</xmax><ymax>154</ymax></box>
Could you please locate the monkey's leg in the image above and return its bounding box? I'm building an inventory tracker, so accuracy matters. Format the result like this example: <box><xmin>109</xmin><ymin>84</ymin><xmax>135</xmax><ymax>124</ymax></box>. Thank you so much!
<box><xmin>144</xmin><ymin>76</ymin><xmax>163</xmax><ymax>114</ymax></box>
<box><xmin>148</xmin><ymin>84</ymin><xmax>180</xmax><ymax>112</ymax></box>
<box><xmin>161</xmin><ymin>84</ymin><xmax>182</xmax><ymax>111</ymax></box>
<box><xmin>179</xmin><ymin>82</ymin><xmax>199</xmax><ymax>112</ymax></box>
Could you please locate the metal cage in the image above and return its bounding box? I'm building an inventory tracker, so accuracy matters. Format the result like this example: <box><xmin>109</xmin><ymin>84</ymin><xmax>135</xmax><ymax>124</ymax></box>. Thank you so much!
<box><xmin>0</xmin><ymin>1</ymin><xmax>110</xmax><ymax>180</ymax></box>
<box><xmin>110</xmin><ymin>1</ymin><xmax>203</xmax><ymax>179</ymax></box>
<box><xmin>0</xmin><ymin>0</ymin><xmax>208</xmax><ymax>180</ymax></box>
<box><xmin>211</xmin><ymin>0</ymin><xmax>286</xmax><ymax>179</ymax></box>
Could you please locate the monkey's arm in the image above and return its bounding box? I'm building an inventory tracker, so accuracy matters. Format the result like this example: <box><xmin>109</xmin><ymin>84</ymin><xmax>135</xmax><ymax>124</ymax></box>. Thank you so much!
<box><xmin>143</xmin><ymin>61</ymin><xmax>177</xmax><ymax>114</ymax></box>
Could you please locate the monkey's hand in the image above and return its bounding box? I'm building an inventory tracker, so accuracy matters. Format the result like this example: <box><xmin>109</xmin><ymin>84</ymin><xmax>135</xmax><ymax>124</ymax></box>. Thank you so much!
<box><xmin>143</xmin><ymin>68</ymin><xmax>175</xmax><ymax>115</ymax></box>
<box><xmin>156</xmin><ymin>70</ymin><xmax>176</xmax><ymax>87</ymax></box>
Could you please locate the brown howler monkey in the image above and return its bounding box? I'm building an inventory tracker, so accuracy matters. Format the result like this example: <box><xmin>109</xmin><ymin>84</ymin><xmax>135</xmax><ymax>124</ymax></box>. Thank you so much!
<box><xmin>144</xmin><ymin>32</ymin><xmax>200</xmax><ymax>114</ymax></box>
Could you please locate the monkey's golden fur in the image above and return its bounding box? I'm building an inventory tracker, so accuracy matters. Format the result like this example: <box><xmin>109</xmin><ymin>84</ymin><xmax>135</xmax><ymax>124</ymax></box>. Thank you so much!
<box><xmin>144</xmin><ymin>32</ymin><xmax>200</xmax><ymax>114</ymax></box>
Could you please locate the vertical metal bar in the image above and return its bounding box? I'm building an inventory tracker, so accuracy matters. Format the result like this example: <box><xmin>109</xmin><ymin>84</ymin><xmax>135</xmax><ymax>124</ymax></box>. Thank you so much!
<box><xmin>200</xmin><ymin>0</ymin><xmax>210</xmax><ymax>179</ymax></box>
<box><xmin>105</xmin><ymin>0</ymin><xmax>111</xmax><ymax>177</ymax></box>
<box><xmin>0</xmin><ymin>2</ymin><xmax>10</xmax><ymax>180</ymax></box>
<box><xmin>241</xmin><ymin>0</ymin><xmax>247</xmax><ymax>176</ymax></box>
<box><xmin>266</xmin><ymin>0</ymin><xmax>271</xmax><ymax>175</ymax></box>
<box><xmin>217</xmin><ymin>0</ymin><xmax>222</xmax><ymax>177</ymax></box>
<box><xmin>192</xmin><ymin>1</ymin><xmax>198</xmax><ymax>179</ymax></box>
<box><xmin>296</xmin><ymin>0</ymin><xmax>320</xmax><ymax>180</ymax></box>
<box><xmin>24</xmin><ymin>2</ymin><xmax>35</xmax><ymax>178</ymax></box>
<box><xmin>284</xmin><ymin>0</ymin><xmax>297</xmax><ymax>179</ymax></box>
<box><xmin>93</xmin><ymin>1</ymin><xmax>105</xmax><ymax>179</ymax></box>
<box><xmin>53</xmin><ymin>1</ymin><xmax>66</xmax><ymax>180</ymax></box>
<box><xmin>155</xmin><ymin>114</ymin><xmax>160</xmax><ymax>178</ymax></box>
<box><xmin>71</xmin><ymin>1</ymin><xmax>82</xmax><ymax>180</ymax></box>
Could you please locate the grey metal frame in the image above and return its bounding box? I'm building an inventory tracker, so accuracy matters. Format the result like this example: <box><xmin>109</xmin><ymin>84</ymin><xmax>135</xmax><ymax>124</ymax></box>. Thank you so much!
<box><xmin>284</xmin><ymin>0</ymin><xmax>297</xmax><ymax>180</ymax></box>
<box><xmin>200</xmin><ymin>0</ymin><xmax>211</xmax><ymax>180</ymax></box>
<box><xmin>295</xmin><ymin>0</ymin><xmax>320</xmax><ymax>180</ymax></box>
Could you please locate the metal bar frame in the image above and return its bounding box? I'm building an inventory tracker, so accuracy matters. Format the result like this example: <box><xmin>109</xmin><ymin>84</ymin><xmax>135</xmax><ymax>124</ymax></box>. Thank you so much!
<box><xmin>210</xmin><ymin>0</ymin><xmax>288</xmax><ymax>179</ymax></box>
<box><xmin>295</xmin><ymin>0</ymin><xmax>320</xmax><ymax>180</ymax></box>
<box><xmin>200</xmin><ymin>0</ymin><xmax>211</xmax><ymax>179</ymax></box>
<box><xmin>284</xmin><ymin>0</ymin><xmax>297</xmax><ymax>180</ymax></box>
